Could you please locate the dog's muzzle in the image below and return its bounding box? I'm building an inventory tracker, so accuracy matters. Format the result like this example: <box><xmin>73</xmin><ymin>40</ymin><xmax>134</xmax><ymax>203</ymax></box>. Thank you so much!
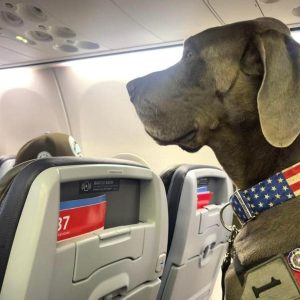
<box><xmin>127</xmin><ymin>79</ymin><xmax>139</xmax><ymax>103</ymax></box>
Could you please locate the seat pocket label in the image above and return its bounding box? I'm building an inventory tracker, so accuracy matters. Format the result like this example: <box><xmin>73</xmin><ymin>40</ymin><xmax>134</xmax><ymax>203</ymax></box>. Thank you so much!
<box><xmin>57</xmin><ymin>194</ymin><xmax>107</xmax><ymax>241</ymax></box>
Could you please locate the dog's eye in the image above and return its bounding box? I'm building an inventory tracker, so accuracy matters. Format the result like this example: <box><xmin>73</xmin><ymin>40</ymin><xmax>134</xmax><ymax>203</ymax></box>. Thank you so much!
<box><xmin>184</xmin><ymin>51</ymin><xmax>193</xmax><ymax>60</ymax></box>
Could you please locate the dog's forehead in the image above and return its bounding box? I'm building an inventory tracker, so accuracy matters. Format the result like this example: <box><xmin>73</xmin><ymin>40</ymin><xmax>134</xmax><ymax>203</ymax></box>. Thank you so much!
<box><xmin>183</xmin><ymin>17</ymin><xmax>290</xmax><ymax>51</ymax></box>
<box><xmin>184</xmin><ymin>24</ymin><xmax>250</xmax><ymax>51</ymax></box>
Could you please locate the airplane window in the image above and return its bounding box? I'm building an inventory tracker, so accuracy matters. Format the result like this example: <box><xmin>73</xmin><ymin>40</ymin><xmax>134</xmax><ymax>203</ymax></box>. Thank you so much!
<box><xmin>0</xmin><ymin>67</ymin><xmax>33</xmax><ymax>89</ymax></box>
<box><xmin>61</xmin><ymin>45</ymin><xmax>183</xmax><ymax>81</ymax></box>
<box><xmin>291</xmin><ymin>29</ymin><xmax>300</xmax><ymax>43</ymax></box>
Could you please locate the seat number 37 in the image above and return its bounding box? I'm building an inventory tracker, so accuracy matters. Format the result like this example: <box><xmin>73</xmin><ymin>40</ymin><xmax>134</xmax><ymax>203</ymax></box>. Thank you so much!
<box><xmin>58</xmin><ymin>215</ymin><xmax>70</xmax><ymax>232</ymax></box>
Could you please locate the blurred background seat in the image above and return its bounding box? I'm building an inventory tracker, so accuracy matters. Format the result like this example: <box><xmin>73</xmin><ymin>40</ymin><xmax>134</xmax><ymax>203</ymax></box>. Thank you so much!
<box><xmin>158</xmin><ymin>164</ymin><xmax>234</xmax><ymax>300</ymax></box>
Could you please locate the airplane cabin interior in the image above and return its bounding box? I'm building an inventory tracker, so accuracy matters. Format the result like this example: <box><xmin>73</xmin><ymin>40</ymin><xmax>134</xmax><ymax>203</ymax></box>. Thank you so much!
<box><xmin>0</xmin><ymin>1</ymin><xmax>299</xmax><ymax>299</ymax></box>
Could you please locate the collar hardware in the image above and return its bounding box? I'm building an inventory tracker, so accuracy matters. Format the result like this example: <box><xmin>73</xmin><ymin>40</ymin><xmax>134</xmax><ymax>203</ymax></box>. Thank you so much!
<box><xmin>233</xmin><ymin>190</ymin><xmax>256</xmax><ymax>222</ymax></box>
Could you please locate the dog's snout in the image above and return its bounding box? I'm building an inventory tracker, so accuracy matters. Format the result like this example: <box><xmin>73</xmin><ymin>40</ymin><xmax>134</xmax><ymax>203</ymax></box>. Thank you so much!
<box><xmin>126</xmin><ymin>80</ymin><xmax>137</xmax><ymax>102</ymax></box>
<box><xmin>127</xmin><ymin>81</ymin><xmax>136</xmax><ymax>94</ymax></box>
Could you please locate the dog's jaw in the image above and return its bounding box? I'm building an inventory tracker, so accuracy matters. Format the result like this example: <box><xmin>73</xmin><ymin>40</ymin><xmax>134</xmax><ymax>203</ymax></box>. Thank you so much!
<box><xmin>145</xmin><ymin>123</ymin><xmax>204</xmax><ymax>153</ymax></box>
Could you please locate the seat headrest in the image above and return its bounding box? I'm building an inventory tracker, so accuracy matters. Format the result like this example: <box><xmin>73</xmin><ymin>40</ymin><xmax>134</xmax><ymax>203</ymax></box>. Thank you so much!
<box><xmin>15</xmin><ymin>132</ymin><xmax>81</xmax><ymax>165</ymax></box>
<box><xmin>160</xmin><ymin>166</ymin><xmax>179</xmax><ymax>195</ymax></box>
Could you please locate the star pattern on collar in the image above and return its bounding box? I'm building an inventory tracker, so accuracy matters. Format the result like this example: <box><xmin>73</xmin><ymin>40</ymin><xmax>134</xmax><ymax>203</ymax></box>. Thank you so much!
<box><xmin>230</xmin><ymin>163</ymin><xmax>300</xmax><ymax>223</ymax></box>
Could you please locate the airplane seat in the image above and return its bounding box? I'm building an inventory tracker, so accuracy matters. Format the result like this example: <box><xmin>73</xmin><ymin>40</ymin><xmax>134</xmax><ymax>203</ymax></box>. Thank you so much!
<box><xmin>158</xmin><ymin>164</ymin><xmax>233</xmax><ymax>300</ymax></box>
<box><xmin>0</xmin><ymin>156</ymin><xmax>168</xmax><ymax>300</ymax></box>
<box><xmin>0</xmin><ymin>156</ymin><xmax>15</xmax><ymax>179</ymax></box>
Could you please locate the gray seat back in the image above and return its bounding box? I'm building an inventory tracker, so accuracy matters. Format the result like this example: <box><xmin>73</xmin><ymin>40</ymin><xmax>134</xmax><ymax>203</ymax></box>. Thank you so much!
<box><xmin>158</xmin><ymin>165</ymin><xmax>233</xmax><ymax>300</ymax></box>
<box><xmin>0</xmin><ymin>157</ymin><xmax>168</xmax><ymax>300</ymax></box>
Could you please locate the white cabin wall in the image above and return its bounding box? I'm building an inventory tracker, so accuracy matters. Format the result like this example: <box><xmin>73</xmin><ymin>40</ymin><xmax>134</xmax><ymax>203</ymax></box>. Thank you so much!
<box><xmin>53</xmin><ymin>48</ymin><xmax>221</xmax><ymax>174</ymax></box>
<box><xmin>0</xmin><ymin>67</ymin><xmax>70</xmax><ymax>155</ymax></box>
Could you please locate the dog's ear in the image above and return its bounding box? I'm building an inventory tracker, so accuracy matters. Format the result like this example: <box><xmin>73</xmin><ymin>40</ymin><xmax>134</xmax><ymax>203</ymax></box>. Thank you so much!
<box><xmin>254</xmin><ymin>30</ymin><xmax>300</xmax><ymax>148</ymax></box>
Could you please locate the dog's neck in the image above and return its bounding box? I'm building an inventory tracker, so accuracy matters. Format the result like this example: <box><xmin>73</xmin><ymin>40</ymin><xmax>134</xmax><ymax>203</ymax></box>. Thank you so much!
<box><xmin>208</xmin><ymin>124</ymin><xmax>300</xmax><ymax>190</ymax></box>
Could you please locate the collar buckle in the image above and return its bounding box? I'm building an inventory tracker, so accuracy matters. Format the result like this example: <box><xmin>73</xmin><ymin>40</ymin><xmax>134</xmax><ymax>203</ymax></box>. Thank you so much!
<box><xmin>234</xmin><ymin>190</ymin><xmax>256</xmax><ymax>223</ymax></box>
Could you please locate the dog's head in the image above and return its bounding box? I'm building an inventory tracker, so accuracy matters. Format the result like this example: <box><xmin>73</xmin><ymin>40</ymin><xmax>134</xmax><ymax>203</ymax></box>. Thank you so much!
<box><xmin>127</xmin><ymin>18</ymin><xmax>300</xmax><ymax>151</ymax></box>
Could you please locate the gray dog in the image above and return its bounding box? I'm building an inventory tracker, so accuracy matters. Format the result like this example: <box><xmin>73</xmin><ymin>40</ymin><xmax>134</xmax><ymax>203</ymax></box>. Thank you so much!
<box><xmin>127</xmin><ymin>18</ymin><xmax>300</xmax><ymax>299</ymax></box>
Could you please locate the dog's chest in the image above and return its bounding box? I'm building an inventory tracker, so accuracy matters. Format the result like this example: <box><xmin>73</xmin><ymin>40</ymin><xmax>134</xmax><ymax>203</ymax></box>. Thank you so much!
<box><xmin>234</xmin><ymin>197</ymin><xmax>300</xmax><ymax>267</ymax></box>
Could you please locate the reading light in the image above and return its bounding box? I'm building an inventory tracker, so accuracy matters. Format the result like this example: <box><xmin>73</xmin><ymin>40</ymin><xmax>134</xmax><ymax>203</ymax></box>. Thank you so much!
<box><xmin>16</xmin><ymin>35</ymin><xmax>28</xmax><ymax>44</ymax></box>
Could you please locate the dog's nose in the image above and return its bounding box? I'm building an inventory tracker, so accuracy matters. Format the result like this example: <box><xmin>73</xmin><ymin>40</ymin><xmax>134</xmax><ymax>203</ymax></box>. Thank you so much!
<box><xmin>126</xmin><ymin>81</ymin><xmax>136</xmax><ymax>101</ymax></box>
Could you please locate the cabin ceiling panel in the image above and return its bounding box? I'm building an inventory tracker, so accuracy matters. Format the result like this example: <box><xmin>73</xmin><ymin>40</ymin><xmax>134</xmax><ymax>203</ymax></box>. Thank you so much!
<box><xmin>39</xmin><ymin>0</ymin><xmax>162</xmax><ymax>48</ymax></box>
<box><xmin>0</xmin><ymin>45</ymin><xmax>29</xmax><ymax>63</ymax></box>
<box><xmin>207</xmin><ymin>0</ymin><xmax>300</xmax><ymax>26</ymax></box>
<box><xmin>0</xmin><ymin>36</ymin><xmax>44</xmax><ymax>58</ymax></box>
<box><xmin>113</xmin><ymin>0</ymin><xmax>222</xmax><ymax>41</ymax></box>
<box><xmin>256</xmin><ymin>0</ymin><xmax>300</xmax><ymax>26</ymax></box>
<box><xmin>206</xmin><ymin>0</ymin><xmax>263</xmax><ymax>24</ymax></box>
<box><xmin>0</xmin><ymin>0</ymin><xmax>164</xmax><ymax>68</ymax></box>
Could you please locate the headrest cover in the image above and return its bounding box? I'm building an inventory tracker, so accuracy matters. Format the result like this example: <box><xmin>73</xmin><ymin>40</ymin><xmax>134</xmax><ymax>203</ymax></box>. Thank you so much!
<box><xmin>15</xmin><ymin>133</ymin><xmax>82</xmax><ymax>165</ymax></box>
<box><xmin>160</xmin><ymin>167</ymin><xmax>179</xmax><ymax>195</ymax></box>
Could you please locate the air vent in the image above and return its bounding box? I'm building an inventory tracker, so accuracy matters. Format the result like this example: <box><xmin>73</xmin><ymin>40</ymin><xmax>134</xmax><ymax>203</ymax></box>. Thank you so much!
<box><xmin>51</xmin><ymin>26</ymin><xmax>76</xmax><ymax>38</ymax></box>
<box><xmin>29</xmin><ymin>30</ymin><xmax>53</xmax><ymax>42</ymax></box>
<box><xmin>77</xmin><ymin>41</ymin><xmax>99</xmax><ymax>50</ymax></box>
<box><xmin>54</xmin><ymin>44</ymin><xmax>78</xmax><ymax>53</ymax></box>
<box><xmin>1</xmin><ymin>10</ymin><xmax>23</xmax><ymax>27</ymax></box>
<box><xmin>18</xmin><ymin>4</ymin><xmax>47</xmax><ymax>23</ymax></box>
<box><xmin>4</xmin><ymin>3</ymin><xmax>16</xmax><ymax>10</ymax></box>
<box><xmin>38</xmin><ymin>24</ymin><xmax>48</xmax><ymax>30</ymax></box>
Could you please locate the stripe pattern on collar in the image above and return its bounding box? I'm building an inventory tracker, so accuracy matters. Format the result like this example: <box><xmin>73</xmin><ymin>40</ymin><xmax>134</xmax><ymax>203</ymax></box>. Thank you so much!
<box><xmin>230</xmin><ymin>163</ymin><xmax>300</xmax><ymax>224</ymax></box>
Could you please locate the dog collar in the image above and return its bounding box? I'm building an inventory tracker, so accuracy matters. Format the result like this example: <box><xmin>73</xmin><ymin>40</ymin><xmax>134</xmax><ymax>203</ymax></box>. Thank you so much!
<box><xmin>230</xmin><ymin>162</ymin><xmax>300</xmax><ymax>224</ymax></box>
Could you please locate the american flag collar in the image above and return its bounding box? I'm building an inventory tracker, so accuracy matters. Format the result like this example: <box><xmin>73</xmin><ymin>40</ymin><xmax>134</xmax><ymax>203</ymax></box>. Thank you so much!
<box><xmin>230</xmin><ymin>162</ymin><xmax>300</xmax><ymax>224</ymax></box>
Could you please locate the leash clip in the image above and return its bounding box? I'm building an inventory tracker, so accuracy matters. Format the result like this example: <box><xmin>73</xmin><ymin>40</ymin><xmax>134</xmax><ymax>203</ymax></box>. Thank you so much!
<box><xmin>221</xmin><ymin>219</ymin><xmax>239</xmax><ymax>300</ymax></box>
<box><xmin>220</xmin><ymin>202</ymin><xmax>239</xmax><ymax>257</ymax></box>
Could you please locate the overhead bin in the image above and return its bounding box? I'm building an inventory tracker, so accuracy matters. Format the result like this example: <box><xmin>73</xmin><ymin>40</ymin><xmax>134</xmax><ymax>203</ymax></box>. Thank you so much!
<box><xmin>0</xmin><ymin>0</ymin><xmax>223</xmax><ymax>68</ymax></box>
<box><xmin>0</xmin><ymin>157</ymin><xmax>168</xmax><ymax>300</ymax></box>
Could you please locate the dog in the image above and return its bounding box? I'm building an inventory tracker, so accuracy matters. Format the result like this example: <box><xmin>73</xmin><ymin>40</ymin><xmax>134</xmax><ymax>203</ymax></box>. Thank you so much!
<box><xmin>127</xmin><ymin>17</ymin><xmax>300</xmax><ymax>299</ymax></box>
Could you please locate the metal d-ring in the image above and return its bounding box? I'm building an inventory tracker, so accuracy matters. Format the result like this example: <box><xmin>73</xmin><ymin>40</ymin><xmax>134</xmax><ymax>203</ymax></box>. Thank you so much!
<box><xmin>220</xmin><ymin>202</ymin><xmax>236</xmax><ymax>232</ymax></box>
